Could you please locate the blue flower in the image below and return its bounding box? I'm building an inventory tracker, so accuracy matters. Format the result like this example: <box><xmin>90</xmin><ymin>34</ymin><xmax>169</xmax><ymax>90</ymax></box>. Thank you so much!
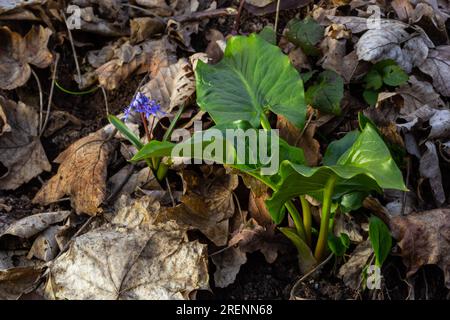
<box><xmin>123</xmin><ymin>92</ymin><xmax>164</xmax><ymax>121</ymax></box>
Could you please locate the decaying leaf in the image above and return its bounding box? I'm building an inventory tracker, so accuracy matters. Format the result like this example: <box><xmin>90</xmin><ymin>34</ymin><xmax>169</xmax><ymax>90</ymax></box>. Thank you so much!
<box><xmin>0</xmin><ymin>211</ymin><xmax>70</xmax><ymax>240</ymax></box>
<box><xmin>33</xmin><ymin>129</ymin><xmax>116</xmax><ymax>216</ymax></box>
<box><xmin>356</xmin><ymin>21</ymin><xmax>432</xmax><ymax>73</ymax></box>
<box><xmin>0</xmin><ymin>96</ymin><xmax>51</xmax><ymax>190</ymax></box>
<box><xmin>0</xmin><ymin>266</ymin><xmax>42</xmax><ymax>299</ymax></box>
<box><xmin>141</xmin><ymin>57</ymin><xmax>196</xmax><ymax>116</ymax></box>
<box><xmin>396</xmin><ymin>76</ymin><xmax>444</xmax><ymax>114</ymax></box>
<box><xmin>44</xmin><ymin>221</ymin><xmax>209</xmax><ymax>299</ymax></box>
<box><xmin>277</xmin><ymin>115</ymin><xmax>321</xmax><ymax>166</ymax></box>
<box><xmin>85</xmin><ymin>38</ymin><xmax>176</xmax><ymax>90</ymax></box>
<box><xmin>390</xmin><ymin>209</ymin><xmax>450</xmax><ymax>288</ymax></box>
<box><xmin>338</xmin><ymin>240</ymin><xmax>373</xmax><ymax>290</ymax></box>
<box><xmin>418</xmin><ymin>46</ymin><xmax>450</xmax><ymax>97</ymax></box>
<box><xmin>157</xmin><ymin>169</ymin><xmax>238</xmax><ymax>246</ymax></box>
<box><xmin>419</xmin><ymin>141</ymin><xmax>446</xmax><ymax>206</ymax></box>
<box><xmin>0</xmin><ymin>25</ymin><xmax>53</xmax><ymax>90</ymax></box>
<box><xmin>130</xmin><ymin>17</ymin><xmax>165</xmax><ymax>44</ymax></box>
<box><xmin>212</xmin><ymin>218</ymin><xmax>283</xmax><ymax>288</ymax></box>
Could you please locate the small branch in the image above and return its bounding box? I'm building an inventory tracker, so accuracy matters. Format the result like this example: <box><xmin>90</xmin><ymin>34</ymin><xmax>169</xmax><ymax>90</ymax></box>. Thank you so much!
<box><xmin>62</xmin><ymin>11</ymin><xmax>82</xmax><ymax>86</ymax></box>
<box><xmin>31</xmin><ymin>69</ymin><xmax>44</xmax><ymax>134</ymax></box>
<box><xmin>173</xmin><ymin>7</ymin><xmax>237</xmax><ymax>24</ymax></box>
<box><xmin>40</xmin><ymin>53</ymin><xmax>59</xmax><ymax>137</ymax></box>
<box><xmin>233</xmin><ymin>0</ymin><xmax>246</xmax><ymax>33</ymax></box>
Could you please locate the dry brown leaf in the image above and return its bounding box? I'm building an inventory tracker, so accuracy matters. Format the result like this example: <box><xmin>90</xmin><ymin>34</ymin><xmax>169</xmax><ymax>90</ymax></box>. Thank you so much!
<box><xmin>212</xmin><ymin>218</ymin><xmax>282</xmax><ymax>288</ymax></box>
<box><xmin>33</xmin><ymin>129</ymin><xmax>116</xmax><ymax>216</ymax></box>
<box><xmin>0</xmin><ymin>96</ymin><xmax>51</xmax><ymax>190</ymax></box>
<box><xmin>141</xmin><ymin>57</ymin><xmax>196</xmax><ymax>115</ymax></box>
<box><xmin>205</xmin><ymin>29</ymin><xmax>225</xmax><ymax>64</ymax></box>
<box><xmin>245</xmin><ymin>0</ymin><xmax>311</xmax><ymax>16</ymax></box>
<box><xmin>390</xmin><ymin>209</ymin><xmax>450</xmax><ymax>288</ymax></box>
<box><xmin>158</xmin><ymin>169</ymin><xmax>238</xmax><ymax>246</ymax></box>
<box><xmin>0</xmin><ymin>266</ymin><xmax>42</xmax><ymax>299</ymax></box>
<box><xmin>167</xmin><ymin>19</ymin><xmax>198</xmax><ymax>51</ymax></box>
<box><xmin>338</xmin><ymin>240</ymin><xmax>373</xmax><ymax>290</ymax></box>
<box><xmin>90</xmin><ymin>38</ymin><xmax>176</xmax><ymax>90</ymax></box>
<box><xmin>0</xmin><ymin>25</ymin><xmax>53</xmax><ymax>90</ymax></box>
<box><xmin>277</xmin><ymin>115</ymin><xmax>321</xmax><ymax>166</ymax></box>
<box><xmin>130</xmin><ymin>17</ymin><xmax>165</xmax><ymax>44</ymax></box>
<box><xmin>44</xmin><ymin>220</ymin><xmax>209</xmax><ymax>299</ymax></box>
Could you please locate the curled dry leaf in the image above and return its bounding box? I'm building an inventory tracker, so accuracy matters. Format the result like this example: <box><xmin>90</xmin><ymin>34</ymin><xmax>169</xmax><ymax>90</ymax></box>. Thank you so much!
<box><xmin>0</xmin><ymin>211</ymin><xmax>70</xmax><ymax>240</ymax></box>
<box><xmin>0</xmin><ymin>96</ymin><xmax>51</xmax><ymax>190</ymax></box>
<box><xmin>244</xmin><ymin>0</ymin><xmax>311</xmax><ymax>16</ymax></box>
<box><xmin>418</xmin><ymin>46</ymin><xmax>450</xmax><ymax>97</ymax></box>
<box><xmin>390</xmin><ymin>209</ymin><xmax>450</xmax><ymax>288</ymax></box>
<box><xmin>0</xmin><ymin>25</ymin><xmax>53</xmax><ymax>90</ymax></box>
<box><xmin>33</xmin><ymin>129</ymin><xmax>116</xmax><ymax>216</ymax></box>
<box><xmin>158</xmin><ymin>169</ymin><xmax>238</xmax><ymax>246</ymax></box>
<box><xmin>44</xmin><ymin>221</ymin><xmax>209</xmax><ymax>299</ymax></box>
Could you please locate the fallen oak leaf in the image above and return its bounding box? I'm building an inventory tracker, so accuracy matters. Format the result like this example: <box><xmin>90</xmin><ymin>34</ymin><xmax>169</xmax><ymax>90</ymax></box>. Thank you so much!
<box><xmin>390</xmin><ymin>209</ymin><xmax>450</xmax><ymax>288</ymax></box>
<box><xmin>33</xmin><ymin>129</ymin><xmax>116</xmax><ymax>216</ymax></box>
<box><xmin>0</xmin><ymin>96</ymin><xmax>51</xmax><ymax>190</ymax></box>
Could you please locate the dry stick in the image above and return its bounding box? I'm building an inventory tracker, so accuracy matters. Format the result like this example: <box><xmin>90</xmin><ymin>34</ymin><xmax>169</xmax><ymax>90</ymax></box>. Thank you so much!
<box><xmin>100</xmin><ymin>86</ymin><xmax>109</xmax><ymax>116</ymax></box>
<box><xmin>166</xmin><ymin>177</ymin><xmax>176</xmax><ymax>207</ymax></box>
<box><xmin>31</xmin><ymin>69</ymin><xmax>44</xmax><ymax>134</ymax></box>
<box><xmin>62</xmin><ymin>11</ymin><xmax>82</xmax><ymax>86</ymax></box>
<box><xmin>290</xmin><ymin>253</ymin><xmax>334</xmax><ymax>300</ymax></box>
<box><xmin>274</xmin><ymin>0</ymin><xmax>282</xmax><ymax>33</ymax></box>
<box><xmin>40</xmin><ymin>53</ymin><xmax>59</xmax><ymax>137</ymax></box>
<box><xmin>233</xmin><ymin>0</ymin><xmax>246</xmax><ymax>33</ymax></box>
<box><xmin>173</xmin><ymin>7</ymin><xmax>238</xmax><ymax>24</ymax></box>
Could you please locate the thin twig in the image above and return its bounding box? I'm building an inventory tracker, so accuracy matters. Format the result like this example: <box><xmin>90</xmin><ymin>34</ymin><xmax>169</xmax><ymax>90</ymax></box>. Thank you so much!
<box><xmin>166</xmin><ymin>177</ymin><xmax>176</xmax><ymax>207</ymax></box>
<box><xmin>31</xmin><ymin>69</ymin><xmax>44</xmax><ymax>134</ymax></box>
<box><xmin>233</xmin><ymin>0</ymin><xmax>246</xmax><ymax>33</ymax></box>
<box><xmin>40</xmin><ymin>53</ymin><xmax>59</xmax><ymax>137</ymax></box>
<box><xmin>174</xmin><ymin>7</ymin><xmax>237</xmax><ymax>24</ymax></box>
<box><xmin>290</xmin><ymin>254</ymin><xmax>333</xmax><ymax>300</ymax></box>
<box><xmin>62</xmin><ymin>11</ymin><xmax>82</xmax><ymax>86</ymax></box>
<box><xmin>274</xmin><ymin>0</ymin><xmax>281</xmax><ymax>33</ymax></box>
<box><xmin>100</xmin><ymin>86</ymin><xmax>109</xmax><ymax>116</ymax></box>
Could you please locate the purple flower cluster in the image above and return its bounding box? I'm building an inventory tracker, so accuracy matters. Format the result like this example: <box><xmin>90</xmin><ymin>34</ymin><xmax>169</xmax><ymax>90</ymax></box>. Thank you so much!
<box><xmin>123</xmin><ymin>92</ymin><xmax>164</xmax><ymax>121</ymax></box>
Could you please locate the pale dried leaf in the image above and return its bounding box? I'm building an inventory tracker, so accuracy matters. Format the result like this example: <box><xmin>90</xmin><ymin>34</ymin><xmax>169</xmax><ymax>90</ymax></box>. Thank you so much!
<box><xmin>44</xmin><ymin>221</ymin><xmax>209</xmax><ymax>299</ymax></box>
<box><xmin>396</xmin><ymin>76</ymin><xmax>444</xmax><ymax>114</ymax></box>
<box><xmin>356</xmin><ymin>22</ymin><xmax>432</xmax><ymax>73</ymax></box>
<box><xmin>0</xmin><ymin>96</ymin><xmax>51</xmax><ymax>190</ymax></box>
<box><xmin>141</xmin><ymin>57</ymin><xmax>196</xmax><ymax>115</ymax></box>
<box><xmin>211</xmin><ymin>247</ymin><xmax>246</xmax><ymax>288</ymax></box>
<box><xmin>0</xmin><ymin>211</ymin><xmax>70</xmax><ymax>239</ymax></box>
<box><xmin>418</xmin><ymin>46</ymin><xmax>450</xmax><ymax>96</ymax></box>
<box><xmin>32</xmin><ymin>129</ymin><xmax>116</xmax><ymax>215</ymax></box>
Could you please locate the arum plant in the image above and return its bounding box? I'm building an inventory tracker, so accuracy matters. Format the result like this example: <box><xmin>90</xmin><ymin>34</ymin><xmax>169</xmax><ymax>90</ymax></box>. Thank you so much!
<box><xmin>118</xmin><ymin>32</ymin><xmax>407</xmax><ymax>273</ymax></box>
